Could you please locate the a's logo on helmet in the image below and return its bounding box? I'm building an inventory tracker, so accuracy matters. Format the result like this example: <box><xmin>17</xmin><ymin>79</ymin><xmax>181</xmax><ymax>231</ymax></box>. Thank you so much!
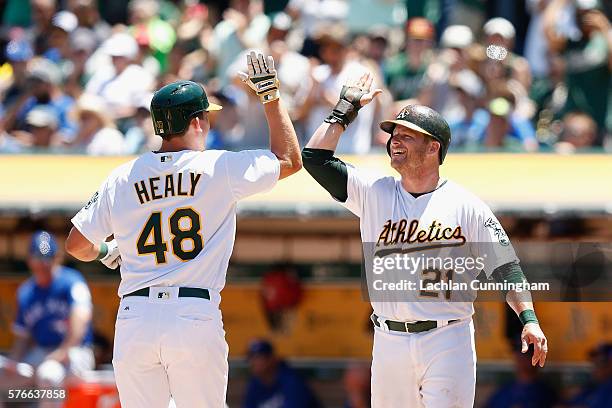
<box><xmin>156</xmin><ymin>121</ymin><xmax>164</xmax><ymax>133</ymax></box>
<box><xmin>396</xmin><ymin>107</ymin><xmax>410</xmax><ymax>120</ymax></box>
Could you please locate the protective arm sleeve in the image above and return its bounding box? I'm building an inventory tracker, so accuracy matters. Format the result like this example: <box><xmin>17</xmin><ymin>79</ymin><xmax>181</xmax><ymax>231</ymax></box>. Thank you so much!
<box><xmin>301</xmin><ymin>148</ymin><xmax>348</xmax><ymax>202</ymax></box>
<box><xmin>491</xmin><ymin>261</ymin><xmax>527</xmax><ymax>286</ymax></box>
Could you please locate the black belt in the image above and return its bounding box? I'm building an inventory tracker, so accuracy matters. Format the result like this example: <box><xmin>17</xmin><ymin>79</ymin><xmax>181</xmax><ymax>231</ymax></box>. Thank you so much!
<box><xmin>123</xmin><ymin>287</ymin><xmax>210</xmax><ymax>300</ymax></box>
<box><xmin>372</xmin><ymin>314</ymin><xmax>458</xmax><ymax>333</ymax></box>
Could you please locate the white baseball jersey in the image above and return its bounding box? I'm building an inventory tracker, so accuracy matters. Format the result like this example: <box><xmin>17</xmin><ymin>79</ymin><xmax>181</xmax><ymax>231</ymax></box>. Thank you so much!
<box><xmin>343</xmin><ymin>166</ymin><xmax>518</xmax><ymax>322</ymax></box>
<box><xmin>72</xmin><ymin>149</ymin><xmax>279</xmax><ymax>298</ymax></box>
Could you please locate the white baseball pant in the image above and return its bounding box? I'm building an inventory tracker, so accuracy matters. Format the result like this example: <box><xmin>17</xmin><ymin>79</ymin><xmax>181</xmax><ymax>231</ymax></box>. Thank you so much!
<box><xmin>112</xmin><ymin>287</ymin><xmax>228</xmax><ymax>408</ymax></box>
<box><xmin>371</xmin><ymin>318</ymin><xmax>476</xmax><ymax>408</ymax></box>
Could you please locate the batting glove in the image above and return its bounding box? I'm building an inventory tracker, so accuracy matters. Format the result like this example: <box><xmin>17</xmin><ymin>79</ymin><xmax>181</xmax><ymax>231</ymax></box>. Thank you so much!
<box><xmin>99</xmin><ymin>239</ymin><xmax>121</xmax><ymax>270</ymax></box>
<box><xmin>238</xmin><ymin>51</ymin><xmax>280</xmax><ymax>104</ymax></box>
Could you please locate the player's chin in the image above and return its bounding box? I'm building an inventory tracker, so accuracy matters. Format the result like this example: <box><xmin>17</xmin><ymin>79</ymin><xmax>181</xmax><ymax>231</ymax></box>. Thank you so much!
<box><xmin>390</xmin><ymin>154</ymin><xmax>407</xmax><ymax>169</ymax></box>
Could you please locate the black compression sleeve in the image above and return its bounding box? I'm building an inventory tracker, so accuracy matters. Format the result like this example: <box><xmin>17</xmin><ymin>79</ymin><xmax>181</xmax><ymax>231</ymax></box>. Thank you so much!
<box><xmin>301</xmin><ymin>148</ymin><xmax>348</xmax><ymax>202</ymax></box>
<box><xmin>492</xmin><ymin>261</ymin><xmax>527</xmax><ymax>285</ymax></box>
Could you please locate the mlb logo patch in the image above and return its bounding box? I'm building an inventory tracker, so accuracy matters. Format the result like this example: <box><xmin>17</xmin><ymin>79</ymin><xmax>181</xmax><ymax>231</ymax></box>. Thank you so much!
<box><xmin>161</xmin><ymin>155</ymin><xmax>172</xmax><ymax>162</ymax></box>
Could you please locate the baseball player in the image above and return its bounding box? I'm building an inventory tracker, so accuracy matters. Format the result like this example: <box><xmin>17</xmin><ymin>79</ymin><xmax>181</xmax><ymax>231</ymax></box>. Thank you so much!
<box><xmin>0</xmin><ymin>231</ymin><xmax>94</xmax><ymax>392</ymax></box>
<box><xmin>65</xmin><ymin>52</ymin><xmax>301</xmax><ymax>407</ymax></box>
<box><xmin>301</xmin><ymin>73</ymin><xmax>548</xmax><ymax>407</ymax></box>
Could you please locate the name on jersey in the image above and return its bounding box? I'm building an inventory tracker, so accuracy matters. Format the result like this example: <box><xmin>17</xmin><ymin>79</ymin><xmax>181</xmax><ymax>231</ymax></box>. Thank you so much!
<box><xmin>134</xmin><ymin>172</ymin><xmax>202</xmax><ymax>204</ymax></box>
<box><xmin>376</xmin><ymin>219</ymin><xmax>466</xmax><ymax>247</ymax></box>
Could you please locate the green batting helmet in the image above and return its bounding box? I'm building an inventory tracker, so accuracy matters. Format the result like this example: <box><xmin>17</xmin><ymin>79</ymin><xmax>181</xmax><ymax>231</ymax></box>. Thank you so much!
<box><xmin>380</xmin><ymin>105</ymin><xmax>451</xmax><ymax>164</ymax></box>
<box><xmin>150</xmin><ymin>80</ymin><xmax>222</xmax><ymax>137</ymax></box>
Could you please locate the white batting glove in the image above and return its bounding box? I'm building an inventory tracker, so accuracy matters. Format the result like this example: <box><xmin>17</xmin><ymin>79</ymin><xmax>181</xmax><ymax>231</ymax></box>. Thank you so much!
<box><xmin>99</xmin><ymin>239</ymin><xmax>121</xmax><ymax>269</ymax></box>
<box><xmin>237</xmin><ymin>51</ymin><xmax>280</xmax><ymax>104</ymax></box>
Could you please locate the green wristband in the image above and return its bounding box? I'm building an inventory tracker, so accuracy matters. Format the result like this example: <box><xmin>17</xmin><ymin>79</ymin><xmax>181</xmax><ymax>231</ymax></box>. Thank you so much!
<box><xmin>519</xmin><ymin>310</ymin><xmax>539</xmax><ymax>326</ymax></box>
<box><xmin>97</xmin><ymin>242</ymin><xmax>108</xmax><ymax>260</ymax></box>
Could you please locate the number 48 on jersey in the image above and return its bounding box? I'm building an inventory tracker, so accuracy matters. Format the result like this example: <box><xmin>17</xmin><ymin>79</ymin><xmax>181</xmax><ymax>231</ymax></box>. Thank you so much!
<box><xmin>137</xmin><ymin>207</ymin><xmax>203</xmax><ymax>264</ymax></box>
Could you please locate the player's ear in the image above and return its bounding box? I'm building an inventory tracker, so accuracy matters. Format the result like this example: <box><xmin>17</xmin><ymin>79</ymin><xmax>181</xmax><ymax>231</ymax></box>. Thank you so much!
<box><xmin>428</xmin><ymin>139</ymin><xmax>440</xmax><ymax>157</ymax></box>
<box><xmin>189</xmin><ymin>116</ymin><xmax>200</xmax><ymax>130</ymax></box>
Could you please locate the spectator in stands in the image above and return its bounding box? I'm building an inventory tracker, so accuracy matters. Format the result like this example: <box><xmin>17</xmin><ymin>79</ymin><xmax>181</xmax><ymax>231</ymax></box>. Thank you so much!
<box><xmin>482</xmin><ymin>93</ymin><xmax>538</xmax><ymax>151</ymax></box>
<box><xmin>64</xmin><ymin>27</ymin><xmax>98</xmax><ymax>97</ymax></box>
<box><xmin>565</xmin><ymin>343</ymin><xmax>612</xmax><ymax>408</ymax></box>
<box><xmin>285</xmin><ymin>0</ymin><xmax>349</xmax><ymax>57</ymax></box>
<box><xmin>123</xmin><ymin>93</ymin><xmax>161</xmax><ymax>154</ymax></box>
<box><xmin>84</xmin><ymin>31</ymin><xmax>154</xmax><ymax>120</ymax></box>
<box><xmin>0</xmin><ymin>231</ymin><xmax>94</xmax><ymax>391</ymax></box>
<box><xmin>544</xmin><ymin>0</ymin><xmax>611</xmax><ymax>137</ymax></box>
<box><xmin>68</xmin><ymin>0</ymin><xmax>111</xmax><ymax>46</ymax></box>
<box><xmin>204</xmin><ymin>92</ymin><xmax>232</xmax><ymax>150</ymax></box>
<box><xmin>27</xmin><ymin>0</ymin><xmax>57</xmax><ymax>55</ymax></box>
<box><xmin>2</xmin><ymin>58</ymin><xmax>76</xmax><ymax>139</ymax></box>
<box><xmin>525</xmin><ymin>0</ymin><xmax>555</xmax><ymax>80</ymax></box>
<box><xmin>421</xmin><ymin>24</ymin><xmax>475</xmax><ymax>119</ymax></box>
<box><xmin>1</xmin><ymin>38</ymin><xmax>34</xmax><ymax>110</ymax></box>
<box><xmin>20</xmin><ymin>105</ymin><xmax>62</xmax><ymax>150</ymax></box>
<box><xmin>210</xmin><ymin>0</ymin><xmax>270</xmax><ymax>86</ymax></box>
<box><xmin>555</xmin><ymin>111</ymin><xmax>598</xmax><ymax>153</ymax></box>
<box><xmin>296</xmin><ymin>24</ymin><xmax>379</xmax><ymax>153</ymax></box>
<box><xmin>45</xmin><ymin>10</ymin><xmax>78</xmax><ymax>69</ymax></box>
<box><xmin>384</xmin><ymin>17</ymin><xmax>435</xmax><ymax>101</ymax></box>
<box><xmin>0</xmin><ymin>123</ymin><xmax>23</xmax><ymax>153</ymax></box>
<box><xmin>69</xmin><ymin>94</ymin><xmax>126</xmax><ymax>155</ymax></box>
<box><xmin>365</xmin><ymin>27</ymin><xmax>390</xmax><ymax>70</ymax></box>
<box><xmin>343</xmin><ymin>363</ymin><xmax>371</xmax><ymax>408</ymax></box>
<box><xmin>481</xmin><ymin>17</ymin><xmax>531</xmax><ymax>91</ymax></box>
<box><xmin>243</xmin><ymin>339</ymin><xmax>320</xmax><ymax>408</ymax></box>
<box><xmin>267</xmin><ymin>12</ymin><xmax>310</xmax><ymax>118</ymax></box>
<box><xmin>529</xmin><ymin>53</ymin><xmax>567</xmax><ymax>135</ymax></box>
<box><xmin>485</xmin><ymin>338</ymin><xmax>557</xmax><ymax>408</ymax></box>
<box><xmin>260</xmin><ymin>264</ymin><xmax>303</xmax><ymax>331</ymax></box>
<box><xmin>128</xmin><ymin>0</ymin><xmax>176</xmax><ymax>73</ymax></box>
<box><xmin>447</xmin><ymin>69</ymin><xmax>486</xmax><ymax>147</ymax></box>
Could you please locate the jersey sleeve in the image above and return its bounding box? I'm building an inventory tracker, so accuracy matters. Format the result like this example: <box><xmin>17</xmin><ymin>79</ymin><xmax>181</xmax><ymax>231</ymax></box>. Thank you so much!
<box><xmin>71</xmin><ymin>177</ymin><xmax>113</xmax><ymax>244</ymax></box>
<box><xmin>12</xmin><ymin>288</ymin><xmax>28</xmax><ymax>336</ymax></box>
<box><xmin>223</xmin><ymin>150</ymin><xmax>280</xmax><ymax>201</ymax></box>
<box><xmin>342</xmin><ymin>165</ymin><xmax>380</xmax><ymax>217</ymax></box>
<box><xmin>467</xmin><ymin>201</ymin><xmax>519</xmax><ymax>278</ymax></box>
<box><xmin>67</xmin><ymin>274</ymin><xmax>93</xmax><ymax>310</ymax></box>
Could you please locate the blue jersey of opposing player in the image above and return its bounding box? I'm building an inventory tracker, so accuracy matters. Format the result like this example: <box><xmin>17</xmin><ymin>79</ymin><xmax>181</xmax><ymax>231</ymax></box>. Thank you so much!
<box><xmin>13</xmin><ymin>232</ymin><xmax>93</xmax><ymax>348</ymax></box>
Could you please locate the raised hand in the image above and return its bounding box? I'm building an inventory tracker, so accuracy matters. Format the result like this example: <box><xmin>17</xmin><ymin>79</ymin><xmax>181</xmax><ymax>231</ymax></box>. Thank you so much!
<box><xmin>237</xmin><ymin>51</ymin><xmax>280</xmax><ymax>104</ymax></box>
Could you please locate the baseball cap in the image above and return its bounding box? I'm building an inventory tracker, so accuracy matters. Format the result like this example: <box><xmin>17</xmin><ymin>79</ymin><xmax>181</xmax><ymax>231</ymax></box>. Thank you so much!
<box><xmin>271</xmin><ymin>12</ymin><xmax>292</xmax><ymax>32</ymax></box>
<box><xmin>28</xmin><ymin>59</ymin><xmax>62</xmax><ymax>85</ymax></box>
<box><xmin>440</xmin><ymin>25</ymin><xmax>473</xmax><ymax>49</ymax></box>
<box><xmin>575</xmin><ymin>0</ymin><xmax>600</xmax><ymax>10</ymax></box>
<box><xmin>103</xmin><ymin>32</ymin><xmax>138</xmax><ymax>59</ymax></box>
<box><xmin>406</xmin><ymin>18</ymin><xmax>435</xmax><ymax>40</ymax></box>
<box><xmin>247</xmin><ymin>339</ymin><xmax>274</xmax><ymax>358</ymax></box>
<box><xmin>71</xmin><ymin>28</ymin><xmax>98</xmax><ymax>52</ymax></box>
<box><xmin>483</xmin><ymin>17</ymin><xmax>516</xmax><ymax>39</ymax></box>
<box><xmin>26</xmin><ymin>106</ymin><xmax>59</xmax><ymax>129</ymax></box>
<box><xmin>52</xmin><ymin>11</ymin><xmax>78</xmax><ymax>33</ymax></box>
<box><xmin>5</xmin><ymin>39</ymin><xmax>33</xmax><ymax>62</ymax></box>
<box><xmin>29</xmin><ymin>231</ymin><xmax>58</xmax><ymax>259</ymax></box>
<box><xmin>313</xmin><ymin>24</ymin><xmax>349</xmax><ymax>46</ymax></box>
<box><xmin>450</xmin><ymin>69</ymin><xmax>483</xmax><ymax>98</ymax></box>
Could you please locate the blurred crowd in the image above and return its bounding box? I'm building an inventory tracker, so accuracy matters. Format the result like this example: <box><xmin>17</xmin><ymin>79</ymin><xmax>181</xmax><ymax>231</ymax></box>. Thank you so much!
<box><xmin>0</xmin><ymin>0</ymin><xmax>610</xmax><ymax>155</ymax></box>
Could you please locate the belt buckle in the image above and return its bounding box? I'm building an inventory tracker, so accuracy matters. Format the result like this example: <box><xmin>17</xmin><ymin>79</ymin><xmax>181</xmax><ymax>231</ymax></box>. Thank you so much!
<box><xmin>157</xmin><ymin>291</ymin><xmax>170</xmax><ymax>300</ymax></box>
